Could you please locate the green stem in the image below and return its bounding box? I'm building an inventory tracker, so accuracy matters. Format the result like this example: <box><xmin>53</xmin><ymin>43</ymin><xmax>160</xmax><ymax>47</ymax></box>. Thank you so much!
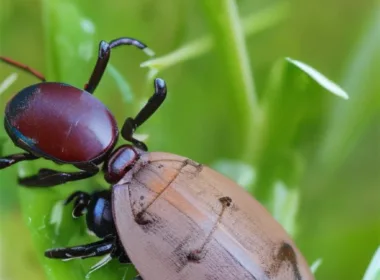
<box><xmin>317</xmin><ymin>5</ymin><xmax>380</xmax><ymax>174</ymax></box>
<box><xmin>201</xmin><ymin>0</ymin><xmax>258</xmax><ymax>161</ymax></box>
<box><xmin>141</xmin><ymin>2</ymin><xmax>289</xmax><ymax>75</ymax></box>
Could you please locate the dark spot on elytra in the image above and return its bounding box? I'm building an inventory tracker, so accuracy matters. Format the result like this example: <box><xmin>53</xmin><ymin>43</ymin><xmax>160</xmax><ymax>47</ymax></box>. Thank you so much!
<box><xmin>277</xmin><ymin>243</ymin><xmax>297</xmax><ymax>262</ymax></box>
<box><xmin>268</xmin><ymin>242</ymin><xmax>302</xmax><ymax>280</ymax></box>
<box><xmin>183</xmin><ymin>159</ymin><xmax>203</xmax><ymax>172</ymax></box>
<box><xmin>135</xmin><ymin>211</ymin><xmax>152</xmax><ymax>226</ymax></box>
<box><xmin>219</xmin><ymin>196</ymin><xmax>232</xmax><ymax>207</ymax></box>
<box><xmin>157</xmin><ymin>164</ymin><xmax>164</xmax><ymax>169</ymax></box>
<box><xmin>135</xmin><ymin>211</ymin><xmax>167</xmax><ymax>236</ymax></box>
<box><xmin>140</xmin><ymin>195</ymin><xmax>144</xmax><ymax>200</ymax></box>
<box><xmin>172</xmin><ymin>234</ymin><xmax>194</xmax><ymax>272</ymax></box>
<box><xmin>187</xmin><ymin>249</ymin><xmax>205</xmax><ymax>262</ymax></box>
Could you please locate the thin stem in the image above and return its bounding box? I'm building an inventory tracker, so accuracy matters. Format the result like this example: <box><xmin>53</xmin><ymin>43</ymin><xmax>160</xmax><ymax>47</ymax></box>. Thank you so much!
<box><xmin>317</xmin><ymin>5</ymin><xmax>380</xmax><ymax>174</ymax></box>
<box><xmin>141</xmin><ymin>2</ymin><xmax>289</xmax><ymax>74</ymax></box>
<box><xmin>200</xmin><ymin>0</ymin><xmax>258</xmax><ymax>161</ymax></box>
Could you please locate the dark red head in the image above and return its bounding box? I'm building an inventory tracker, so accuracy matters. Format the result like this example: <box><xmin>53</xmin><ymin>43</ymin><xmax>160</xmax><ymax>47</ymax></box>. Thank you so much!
<box><xmin>103</xmin><ymin>145</ymin><xmax>144</xmax><ymax>184</ymax></box>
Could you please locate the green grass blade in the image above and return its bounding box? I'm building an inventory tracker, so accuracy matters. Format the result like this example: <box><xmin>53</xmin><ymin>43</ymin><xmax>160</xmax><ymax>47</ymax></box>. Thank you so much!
<box><xmin>363</xmin><ymin>247</ymin><xmax>380</xmax><ymax>280</ymax></box>
<box><xmin>253</xmin><ymin>58</ymin><xmax>347</xmax><ymax>199</ymax></box>
<box><xmin>286</xmin><ymin>58</ymin><xmax>348</xmax><ymax>100</ymax></box>
<box><xmin>270</xmin><ymin>181</ymin><xmax>299</xmax><ymax>236</ymax></box>
<box><xmin>200</xmin><ymin>0</ymin><xmax>258</xmax><ymax>162</ymax></box>
<box><xmin>0</xmin><ymin>73</ymin><xmax>18</xmax><ymax>95</ymax></box>
<box><xmin>317</xmin><ymin>5</ymin><xmax>380</xmax><ymax>173</ymax></box>
<box><xmin>42</xmin><ymin>0</ymin><xmax>96</xmax><ymax>84</ymax></box>
<box><xmin>141</xmin><ymin>2</ymin><xmax>288</xmax><ymax>75</ymax></box>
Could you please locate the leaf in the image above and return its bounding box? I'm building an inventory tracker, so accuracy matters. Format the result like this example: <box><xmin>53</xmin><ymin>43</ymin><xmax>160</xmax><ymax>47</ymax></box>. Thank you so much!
<box><xmin>0</xmin><ymin>73</ymin><xmax>18</xmax><ymax>95</ymax></box>
<box><xmin>252</xmin><ymin>57</ymin><xmax>347</xmax><ymax>199</ymax></box>
<box><xmin>270</xmin><ymin>181</ymin><xmax>299</xmax><ymax>236</ymax></box>
<box><xmin>316</xmin><ymin>6</ymin><xmax>380</xmax><ymax>173</ymax></box>
<box><xmin>140</xmin><ymin>2</ymin><xmax>289</xmax><ymax>75</ymax></box>
<box><xmin>310</xmin><ymin>258</ymin><xmax>323</xmax><ymax>275</ymax></box>
<box><xmin>0</xmin><ymin>74</ymin><xmax>18</xmax><ymax>211</ymax></box>
<box><xmin>286</xmin><ymin>58</ymin><xmax>349</xmax><ymax>100</ymax></box>
<box><xmin>42</xmin><ymin>0</ymin><xmax>96</xmax><ymax>85</ymax></box>
<box><xmin>363</xmin><ymin>247</ymin><xmax>380</xmax><ymax>280</ymax></box>
<box><xmin>200</xmin><ymin>0</ymin><xmax>258</xmax><ymax>162</ymax></box>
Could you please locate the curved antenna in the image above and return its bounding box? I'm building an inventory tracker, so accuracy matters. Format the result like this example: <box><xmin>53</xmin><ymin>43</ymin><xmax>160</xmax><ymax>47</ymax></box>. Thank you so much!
<box><xmin>0</xmin><ymin>56</ymin><xmax>46</xmax><ymax>82</ymax></box>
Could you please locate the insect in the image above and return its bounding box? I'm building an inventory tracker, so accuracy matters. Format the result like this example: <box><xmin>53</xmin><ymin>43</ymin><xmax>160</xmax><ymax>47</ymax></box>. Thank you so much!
<box><xmin>45</xmin><ymin>146</ymin><xmax>315</xmax><ymax>280</ymax></box>
<box><xmin>1</xmin><ymin>37</ymin><xmax>314</xmax><ymax>279</ymax></box>
<box><xmin>0</xmin><ymin>37</ymin><xmax>166</xmax><ymax>187</ymax></box>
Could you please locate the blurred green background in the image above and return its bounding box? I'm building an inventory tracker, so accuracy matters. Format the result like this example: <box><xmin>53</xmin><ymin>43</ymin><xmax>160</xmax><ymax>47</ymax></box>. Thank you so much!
<box><xmin>0</xmin><ymin>0</ymin><xmax>379</xmax><ymax>279</ymax></box>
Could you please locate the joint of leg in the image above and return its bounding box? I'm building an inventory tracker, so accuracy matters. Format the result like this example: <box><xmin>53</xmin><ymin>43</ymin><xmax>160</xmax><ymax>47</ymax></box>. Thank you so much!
<box><xmin>99</xmin><ymin>41</ymin><xmax>111</xmax><ymax>59</ymax></box>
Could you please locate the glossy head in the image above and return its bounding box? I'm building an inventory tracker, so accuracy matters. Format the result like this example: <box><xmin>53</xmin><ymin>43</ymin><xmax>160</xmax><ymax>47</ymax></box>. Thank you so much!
<box><xmin>104</xmin><ymin>145</ymin><xmax>144</xmax><ymax>184</ymax></box>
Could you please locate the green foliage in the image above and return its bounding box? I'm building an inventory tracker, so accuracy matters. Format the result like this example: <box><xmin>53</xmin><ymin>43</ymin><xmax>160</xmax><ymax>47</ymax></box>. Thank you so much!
<box><xmin>363</xmin><ymin>247</ymin><xmax>380</xmax><ymax>280</ymax></box>
<box><xmin>0</xmin><ymin>0</ymin><xmax>379</xmax><ymax>280</ymax></box>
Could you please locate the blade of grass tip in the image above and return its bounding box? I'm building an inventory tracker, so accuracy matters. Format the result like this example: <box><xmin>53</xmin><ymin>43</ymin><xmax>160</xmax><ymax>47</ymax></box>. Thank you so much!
<box><xmin>286</xmin><ymin>58</ymin><xmax>349</xmax><ymax>100</ymax></box>
<box><xmin>140</xmin><ymin>36</ymin><xmax>211</xmax><ymax>73</ymax></box>
<box><xmin>362</xmin><ymin>247</ymin><xmax>380</xmax><ymax>280</ymax></box>
<box><xmin>242</xmin><ymin>1</ymin><xmax>289</xmax><ymax>36</ymax></box>
<box><xmin>317</xmin><ymin>5</ymin><xmax>380</xmax><ymax>173</ymax></box>
<box><xmin>0</xmin><ymin>73</ymin><xmax>18</xmax><ymax>95</ymax></box>
<box><xmin>310</xmin><ymin>258</ymin><xmax>323</xmax><ymax>275</ymax></box>
<box><xmin>201</xmin><ymin>0</ymin><xmax>258</xmax><ymax>162</ymax></box>
<box><xmin>251</xmin><ymin>58</ymin><xmax>347</xmax><ymax>199</ymax></box>
<box><xmin>140</xmin><ymin>2</ymin><xmax>289</xmax><ymax>74</ymax></box>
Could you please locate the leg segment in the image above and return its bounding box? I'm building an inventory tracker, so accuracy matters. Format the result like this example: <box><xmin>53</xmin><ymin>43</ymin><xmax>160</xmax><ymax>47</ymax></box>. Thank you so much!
<box><xmin>110</xmin><ymin>238</ymin><xmax>131</xmax><ymax>263</ymax></box>
<box><xmin>121</xmin><ymin>78</ymin><xmax>167</xmax><ymax>151</ymax></box>
<box><xmin>18</xmin><ymin>166</ymin><xmax>99</xmax><ymax>187</ymax></box>
<box><xmin>0</xmin><ymin>56</ymin><xmax>46</xmax><ymax>82</ymax></box>
<box><xmin>45</xmin><ymin>237</ymin><xmax>115</xmax><ymax>260</ymax></box>
<box><xmin>0</xmin><ymin>153</ymin><xmax>38</xmax><ymax>169</ymax></box>
<box><xmin>64</xmin><ymin>191</ymin><xmax>92</xmax><ymax>218</ymax></box>
<box><xmin>85</xmin><ymin>37</ymin><xmax>154</xmax><ymax>94</ymax></box>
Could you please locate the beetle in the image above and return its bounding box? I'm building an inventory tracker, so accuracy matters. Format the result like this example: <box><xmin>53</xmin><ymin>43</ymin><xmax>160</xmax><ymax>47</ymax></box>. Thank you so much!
<box><xmin>0</xmin><ymin>37</ymin><xmax>166</xmax><ymax>187</ymax></box>
<box><xmin>45</xmin><ymin>146</ymin><xmax>315</xmax><ymax>280</ymax></box>
<box><xmin>1</xmin><ymin>37</ymin><xmax>314</xmax><ymax>280</ymax></box>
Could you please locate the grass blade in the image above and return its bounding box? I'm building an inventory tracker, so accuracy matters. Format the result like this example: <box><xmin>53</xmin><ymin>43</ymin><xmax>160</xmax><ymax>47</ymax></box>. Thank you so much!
<box><xmin>317</xmin><ymin>5</ymin><xmax>380</xmax><ymax>173</ymax></box>
<box><xmin>141</xmin><ymin>2</ymin><xmax>289</xmax><ymax>75</ymax></box>
<box><xmin>200</xmin><ymin>0</ymin><xmax>258</xmax><ymax>161</ymax></box>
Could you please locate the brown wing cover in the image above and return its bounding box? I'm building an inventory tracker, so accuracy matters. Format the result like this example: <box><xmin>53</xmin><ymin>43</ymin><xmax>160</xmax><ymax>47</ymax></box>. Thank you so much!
<box><xmin>112</xmin><ymin>152</ymin><xmax>314</xmax><ymax>280</ymax></box>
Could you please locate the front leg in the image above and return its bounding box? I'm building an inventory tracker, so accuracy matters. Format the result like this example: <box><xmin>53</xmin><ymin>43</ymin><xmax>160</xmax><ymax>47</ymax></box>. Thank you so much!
<box><xmin>121</xmin><ymin>78</ymin><xmax>167</xmax><ymax>151</ymax></box>
<box><xmin>18</xmin><ymin>165</ymin><xmax>99</xmax><ymax>187</ymax></box>
<box><xmin>45</xmin><ymin>236</ymin><xmax>115</xmax><ymax>260</ymax></box>
<box><xmin>0</xmin><ymin>153</ymin><xmax>38</xmax><ymax>169</ymax></box>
